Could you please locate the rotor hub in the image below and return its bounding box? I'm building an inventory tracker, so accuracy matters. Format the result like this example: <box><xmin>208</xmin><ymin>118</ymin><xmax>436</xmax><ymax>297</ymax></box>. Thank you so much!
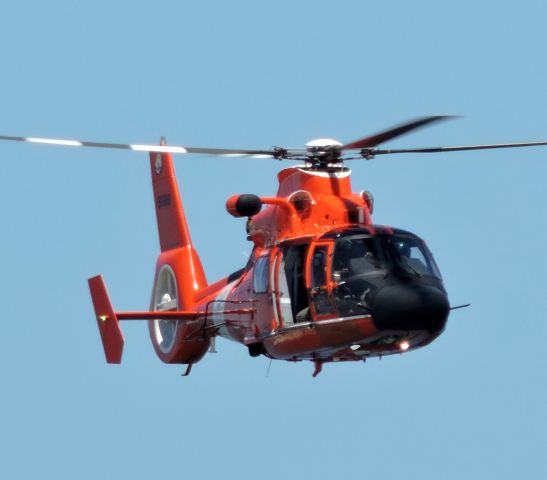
<box><xmin>305</xmin><ymin>138</ymin><xmax>343</xmax><ymax>165</ymax></box>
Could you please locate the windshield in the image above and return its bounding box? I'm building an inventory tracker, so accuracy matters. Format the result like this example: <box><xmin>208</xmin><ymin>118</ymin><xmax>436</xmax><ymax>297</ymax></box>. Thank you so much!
<box><xmin>388</xmin><ymin>236</ymin><xmax>442</xmax><ymax>278</ymax></box>
<box><xmin>332</xmin><ymin>234</ymin><xmax>442</xmax><ymax>279</ymax></box>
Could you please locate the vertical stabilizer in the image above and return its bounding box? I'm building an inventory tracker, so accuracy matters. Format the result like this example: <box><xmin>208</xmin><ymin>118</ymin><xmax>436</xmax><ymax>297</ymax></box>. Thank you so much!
<box><xmin>148</xmin><ymin>143</ymin><xmax>210</xmax><ymax>363</ymax></box>
<box><xmin>148</xmin><ymin>141</ymin><xmax>207</xmax><ymax>303</ymax></box>
<box><xmin>149</xmin><ymin>142</ymin><xmax>192</xmax><ymax>251</ymax></box>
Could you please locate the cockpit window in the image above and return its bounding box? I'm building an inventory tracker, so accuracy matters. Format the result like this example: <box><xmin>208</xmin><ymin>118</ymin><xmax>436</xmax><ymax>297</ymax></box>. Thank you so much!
<box><xmin>333</xmin><ymin>237</ymin><xmax>389</xmax><ymax>277</ymax></box>
<box><xmin>389</xmin><ymin>236</ymin><xmax>442</xmax><ymax>278</ymax></box>
<box><xmin>332</xmin><ymin>234</ymin><xmax>442</xmax><ymax>279</ymax></box>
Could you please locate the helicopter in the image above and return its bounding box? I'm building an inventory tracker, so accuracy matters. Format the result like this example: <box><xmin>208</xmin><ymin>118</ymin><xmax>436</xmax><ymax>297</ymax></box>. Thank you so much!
<box><xmin>3</xmin><ymin>115</ymin><xmax>547</xmax><ymax>376</ymax></box>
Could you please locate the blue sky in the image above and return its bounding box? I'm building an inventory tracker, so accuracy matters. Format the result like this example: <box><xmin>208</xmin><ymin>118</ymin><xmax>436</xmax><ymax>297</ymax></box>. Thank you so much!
<box><xmin>0</xmin><ymin>1</ymin><xmax>546</xmax><ymax>479</ymax></box>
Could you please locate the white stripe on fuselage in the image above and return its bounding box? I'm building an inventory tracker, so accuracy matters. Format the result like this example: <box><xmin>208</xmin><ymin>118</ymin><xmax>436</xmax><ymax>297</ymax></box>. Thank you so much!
<box><xmin>211</xmin><ymin>283</ymin><xmax>236</xmax><ymax>340</ymax></box>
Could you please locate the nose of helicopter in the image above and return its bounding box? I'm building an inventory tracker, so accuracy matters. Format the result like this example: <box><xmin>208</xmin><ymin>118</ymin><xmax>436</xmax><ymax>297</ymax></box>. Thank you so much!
<box><xmin>371</xmin><ymin>284</ymin><xmax>449</xmax><ymax>332</ymax></box>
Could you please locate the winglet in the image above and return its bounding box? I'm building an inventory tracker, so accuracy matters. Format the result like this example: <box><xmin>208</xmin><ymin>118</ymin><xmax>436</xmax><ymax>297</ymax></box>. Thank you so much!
<box><xmin>88</xmin><ymin>275</ymin><xmax>124</xmax><ymax>363</ymax></box>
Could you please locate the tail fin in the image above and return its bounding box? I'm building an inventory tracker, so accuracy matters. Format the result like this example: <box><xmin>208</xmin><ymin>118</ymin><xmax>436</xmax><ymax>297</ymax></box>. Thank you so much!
<box><xmin>149</xmin><ymin>142</ymin><xmax>208</xmax><ymax>307</ymax></box>
<box><xmin>149</xmin><ymin>140</ymin><xmax>193</xmax><ymax>252</ymax></box>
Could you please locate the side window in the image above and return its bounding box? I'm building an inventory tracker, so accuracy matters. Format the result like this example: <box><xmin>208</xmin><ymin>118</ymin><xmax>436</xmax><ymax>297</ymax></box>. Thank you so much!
<box><xmin>424</xmin><ymin>243</ymin><xmax>442</xmax><ymax>279</ymax></box>
<box><xmin>253</xmin><ymin>256</ymin><xmax>270</xmax><ymax>293</ymax></box>
<box><xmin>311</xmin><ymin>247</ymin><xmax>327</xmax><ymax>288</ymax></box>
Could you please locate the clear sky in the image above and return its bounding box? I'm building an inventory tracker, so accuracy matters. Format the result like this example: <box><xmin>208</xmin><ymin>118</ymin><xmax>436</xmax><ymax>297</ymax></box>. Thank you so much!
<box><xmin>0</xmin><ymin>1</ymin><xmax>546</xmax><ymax>479</ymax></box>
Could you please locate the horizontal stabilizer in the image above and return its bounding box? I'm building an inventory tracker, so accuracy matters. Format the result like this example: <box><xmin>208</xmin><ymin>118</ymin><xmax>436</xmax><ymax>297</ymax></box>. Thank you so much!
<box><xmin>88</xmin><ymin>275</ymin><xmax>255</xmax><ymax>363</ymax></box>
<box><xmin>88</xmin><ymin>275</ymin><xmax>124</xmax><ymax>364</ymax></box>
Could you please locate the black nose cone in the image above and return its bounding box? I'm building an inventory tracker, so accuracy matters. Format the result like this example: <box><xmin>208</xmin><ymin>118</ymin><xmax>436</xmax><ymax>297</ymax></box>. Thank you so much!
<box><xmin>371</xmin><ymin>285</ymin><xmax>449</xmax><ymax>332</ymax></box>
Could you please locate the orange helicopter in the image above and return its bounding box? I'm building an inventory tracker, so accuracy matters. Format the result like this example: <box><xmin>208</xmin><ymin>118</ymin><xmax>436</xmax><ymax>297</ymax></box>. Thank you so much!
<box><xmin>3</xmin><ymin>116</ymin><xmax>547</xmax><ymax>376</ymax></box>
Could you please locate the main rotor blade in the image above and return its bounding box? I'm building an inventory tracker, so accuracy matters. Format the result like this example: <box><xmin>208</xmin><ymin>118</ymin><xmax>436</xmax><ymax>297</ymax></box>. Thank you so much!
<box><xmin>342</xmin><ymin>116</ymin><xmax>455</xmax><ymax>150</ymax></box>
<box><xmin>0</xmin><ymin>135</ymin><xmax>280</xmax><ymax>157</ymax></box>
<box><xmin>366</xmin><ymin>140</ymin><xmax>547</xmax><ymax>156</ymax></box>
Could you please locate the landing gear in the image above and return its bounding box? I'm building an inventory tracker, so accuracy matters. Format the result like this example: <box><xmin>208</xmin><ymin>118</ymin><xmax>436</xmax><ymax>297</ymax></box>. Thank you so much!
<box><xmin>312</xmin><ymin>360</ymin><xmax>323</xmax><ymax>377</ymax></box>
